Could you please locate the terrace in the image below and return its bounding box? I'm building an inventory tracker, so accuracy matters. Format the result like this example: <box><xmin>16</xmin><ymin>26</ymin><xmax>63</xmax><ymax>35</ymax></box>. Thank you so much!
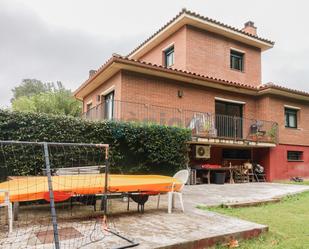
<box><xmin>2</xmin><ymin>182</ymin><xmax>308</xmax><ymax>248</ymax></box>
<box><xmin>83</xmin><ymin>100</ymin><xmax>279</xmax><ymax>146</ymax></box>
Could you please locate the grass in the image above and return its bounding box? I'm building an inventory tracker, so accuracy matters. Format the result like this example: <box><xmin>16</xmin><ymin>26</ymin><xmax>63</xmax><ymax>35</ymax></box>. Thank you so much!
<box><xmin>200</xmin><ymin>189</ymin><xmax>309</xmax><ymax>249</ymax></box>
<box><xmin>276</xmin><ymin>180</ymin><xmax>309</xmax><ymax>186</ymax></box>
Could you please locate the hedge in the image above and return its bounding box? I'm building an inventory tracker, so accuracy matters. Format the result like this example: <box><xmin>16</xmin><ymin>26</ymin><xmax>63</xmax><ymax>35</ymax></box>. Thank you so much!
<box><xmin>0</xmin><ymin>110</ymin><xmax>191</xmax><ymax>176</ymax></box>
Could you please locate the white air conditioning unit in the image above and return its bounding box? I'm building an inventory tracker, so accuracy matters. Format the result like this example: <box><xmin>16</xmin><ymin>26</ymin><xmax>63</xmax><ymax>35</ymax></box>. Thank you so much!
<box><xmin>195</xmin><ymin>145</ymin><xmax>211</xmax><ymax>159</ymax></box>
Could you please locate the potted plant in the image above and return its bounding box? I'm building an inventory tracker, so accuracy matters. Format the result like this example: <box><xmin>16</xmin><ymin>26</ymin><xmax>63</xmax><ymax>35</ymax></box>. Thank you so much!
<box><xmin>251</xmin><ymin>132</ymin><xmax>259</xmax><ymax>141</ymax></box>
<box><xmin>197</xmin><ymin>120</ymin><xmax>212</xmax><ymax>137</ymax></box>
<box><xmin>266</xmin><ymin>126</ymin><xmax>277</xmax><ymax>142</ymax></box>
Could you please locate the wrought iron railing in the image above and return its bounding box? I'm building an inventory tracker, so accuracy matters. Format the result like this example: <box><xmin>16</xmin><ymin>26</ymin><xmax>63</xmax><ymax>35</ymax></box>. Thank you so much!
<box><xmin>82</xmin><ymin>100</ymin><xmax>278</xmax><ymax>143</ymax></box>
<box><xmin>191</xmin><ymin>112</ymin><xmax>279</xmax><ymax>143</ymax></box>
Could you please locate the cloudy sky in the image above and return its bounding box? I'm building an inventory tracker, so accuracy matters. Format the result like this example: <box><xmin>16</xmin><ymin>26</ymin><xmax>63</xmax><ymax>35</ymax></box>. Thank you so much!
<box><xmin>1</xmin><ymin>0</ymin><xmax>308</xmax><ymax>107</ymax></box>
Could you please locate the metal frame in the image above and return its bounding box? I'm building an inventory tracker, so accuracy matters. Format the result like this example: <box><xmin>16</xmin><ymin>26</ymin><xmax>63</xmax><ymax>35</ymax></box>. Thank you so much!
<box><xmin>43</xmin><ymin>142</ymin><xmax>60</xmax><ymax>249</ymax></box>
<box><xmin>230</xmin><ymin>49</ymin><xmax>244</xmax><ymax>71</ymax></box>
<box><xmin>0</xmin><ymin>140</ymin><xmax>139</xmax><ymax>249</ymax></box>
<box><xmin>0</xmin><ymin>189</ymin><xmax>13</xmax><ymax>233</ymax></box>
<box><xmin>285</xmin><ymin>107</ymin><xmax>298</xmax><ymax>128</ymax></box>
<box><xmin>164</xmin><ymin>45</ymin><xmax>174</xmax><ymax>67</ymax></box>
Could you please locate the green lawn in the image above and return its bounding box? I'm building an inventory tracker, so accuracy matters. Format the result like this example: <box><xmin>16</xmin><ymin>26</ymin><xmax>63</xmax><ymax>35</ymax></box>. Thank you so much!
<box><xmin>200</xmin><ymin>189</ymin><xmax>309</xmax><ymax>249</ymax></box>
<box><xmin>276</xmin><ymin>180</ymin><xmax>309</xmax><ymax>186</ymax></box>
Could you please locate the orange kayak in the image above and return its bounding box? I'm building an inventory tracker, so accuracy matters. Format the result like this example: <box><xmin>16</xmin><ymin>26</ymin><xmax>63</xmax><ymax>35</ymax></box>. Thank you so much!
<box><xmin>0</xmin><ymin>174</ymin><xmax>181</xmax><ymax>203</ymax></box>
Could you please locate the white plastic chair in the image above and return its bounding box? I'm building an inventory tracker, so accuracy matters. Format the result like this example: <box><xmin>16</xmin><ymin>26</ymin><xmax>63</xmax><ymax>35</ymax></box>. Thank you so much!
<box><xmin>0</xmin><ymin>189</ymin><xmax>13</xmax><ymax>233</ymax></box>
<box><xmin>168</xmin><ymin>169</ymin><xmax>189</xmax><ymax>213</ymax></box>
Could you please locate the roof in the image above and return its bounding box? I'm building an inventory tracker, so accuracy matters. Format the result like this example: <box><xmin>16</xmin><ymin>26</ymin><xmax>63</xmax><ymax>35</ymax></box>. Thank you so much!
<box><xmin>259</xmin><ymin>82</ymin><xmax>309</xmax><ymax>99</ymax></box>
<box><xmin>74</xmin><ymin>55</ymin><xmax>258</xmax><ymax>99</ymax></box>
<box><xmin>74</xmin><ymin>55</ymin><xmax>309</xmax><ymax>102</ymax></box>
<box><xmin>128</xmin><ymin>8</ymin><xmax>275</xmax><ymax>59</ymax></box>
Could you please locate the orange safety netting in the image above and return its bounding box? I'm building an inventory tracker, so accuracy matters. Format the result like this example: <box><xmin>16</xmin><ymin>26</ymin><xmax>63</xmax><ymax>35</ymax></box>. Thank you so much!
<box><xmin>0</xmin><ymin>174</ymin><xmax>181</xmax><ymax>203</ymax></box>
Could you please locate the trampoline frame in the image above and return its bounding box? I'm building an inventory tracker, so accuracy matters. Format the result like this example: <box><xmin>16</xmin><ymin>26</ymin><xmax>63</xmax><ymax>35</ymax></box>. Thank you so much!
<box><xmin>0</xmin><ymin>140</ymin><xmax>139</xmax><ymax>249</ymax></box>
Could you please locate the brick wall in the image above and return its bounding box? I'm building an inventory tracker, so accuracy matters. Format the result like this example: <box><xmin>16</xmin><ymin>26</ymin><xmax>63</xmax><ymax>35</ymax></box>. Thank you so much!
<box><xmin>140</xmin><ymin>26</ymin><xmax>187</xmax><ymax>70</ymax></box>
<box><xmin>82</xmin><ymin>70</ymin><xmax>309</xmax><ymax>147</ymax></box>
<box><xmin>256</xmin><ymin>96</ymin><xmax>271</xmax><ymax>121</ymax></box>
<box><xmin>185</xmin><ymin>26</ymin><xmax>261</xmax><ymax>86</ymax></box>
<box><xmin>267</xmin><ymin>96</ymin><xmax>309</xmax><ymax>145</ymax></box>
<box><xmin>255</xmin><ymin>95</ymin><xmax>309</xmax><ymax>145</ymax></box>
<box><xmin>120</xmin><ymin>70</ymin><xmax>257</xmax><ymax>126</ymax></box>
<box><xmin>81</xmin><ymin>70</ymin><xmax>309</xmax><ymax>180</ymax></box>
<box><xmin>83</xmin><ymin>72</ymin><xmax>122</xmax><ymax>113</ymax></box>
<box><xmin>138</xmin><ymin>25</ymin><xmax>262</xmax><ymax>87</ymax></box>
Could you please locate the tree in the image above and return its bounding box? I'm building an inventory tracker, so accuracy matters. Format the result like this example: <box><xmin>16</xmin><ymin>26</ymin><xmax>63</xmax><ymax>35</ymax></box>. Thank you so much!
<box><xmin>11</xmin><ymin>79</ymin><xmax>82</xmax><ymax>117</ymax></box>
<box><xmin>11</xmin><ymin>79</ymin><xmax>52</xmax><ymax>102</ymax></box>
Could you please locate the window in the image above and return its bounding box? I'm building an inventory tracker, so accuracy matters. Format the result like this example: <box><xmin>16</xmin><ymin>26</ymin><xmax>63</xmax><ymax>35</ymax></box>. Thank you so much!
<box><xmin>215</xmin><ymin>101</ymin><xmax>243</xmax><ymax>117</ymax></box>
<box><xmin>230</xmin><ymin>50</ymin><xmax>244</xmax><ymax>71</ymax></box>
<box><xmin>104</xmin><ymin>91</ymin><xmax>114</xmax><ymax>120</ymax></box>
<box><xmin>86</xmin><ymin>102</ymin><xmax>92</xmax><ymax>112</ymax></box>
<box><xmin>223</xmin><ymin>149</ymin><xmax>251</xmax><ymax>160</ymax></box>
<box><xmin>285</xmin><ymin>108</ymin><xmax>298</xmax><ymax>128</ymax></box>
<box><xmin>164</xmin><ymin>46</ymin><xmax>174</xmax><ymax>67</ymax></box>
<box><xmin>287</xmin><ymin>151</ymin><xmax>303</xmax><ymax>161</ymax></box>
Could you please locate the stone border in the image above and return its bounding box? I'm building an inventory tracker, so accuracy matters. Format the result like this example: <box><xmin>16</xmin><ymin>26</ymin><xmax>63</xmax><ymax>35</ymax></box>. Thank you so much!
<box><xmin>155</xmin><ymin>226</ymin><xmax>268</xmax><ymax>249</ymax></box>
<box><xmin>221</xmin><ymin>198</ymin><xmax>281</xmax><ymax>208</ymax></box>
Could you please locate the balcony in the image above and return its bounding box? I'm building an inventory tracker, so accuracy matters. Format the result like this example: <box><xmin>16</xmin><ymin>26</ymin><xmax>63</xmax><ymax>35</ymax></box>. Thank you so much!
<box><xmin>82</xmin><ymin>100</ymin><xmax>278</xmax><ymax>144</ymax></box>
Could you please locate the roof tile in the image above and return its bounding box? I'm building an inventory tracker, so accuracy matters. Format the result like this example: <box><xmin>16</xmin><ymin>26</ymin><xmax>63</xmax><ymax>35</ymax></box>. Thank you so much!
<box><xmin>259</xmin><ymin>82</ymin><xmax>309</xmax><ymax>97</ymax></box>
<box><xmin>127</xmin><ymin>8</ymin><xmax>274</xmax><ymax>57</ymax></box>
<box><xmin>75</xmin><ymin>54</ymin><xmax>309</xmax><ymax>100</ymax></box>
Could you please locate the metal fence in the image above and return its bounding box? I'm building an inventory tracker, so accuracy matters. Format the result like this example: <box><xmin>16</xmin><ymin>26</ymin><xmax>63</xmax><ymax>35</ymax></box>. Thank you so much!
<box><xmin>192</xmin><ymin>113</ymin><xmax>279</xmax><ymax>143</ymax></box>
<box><xmin>0</xmin><ymin>141</ymin><xmax>137</xmax><ymax>249</ymax></box>
<box><xmin>82</xmin><ymin>100</ymin><xmax>195</xmax><ymax>127</ymax></box>
<box><xmin>83</xmin><ymin>100</ymin><xmax>279</xmax><ymax>143</ymax></box>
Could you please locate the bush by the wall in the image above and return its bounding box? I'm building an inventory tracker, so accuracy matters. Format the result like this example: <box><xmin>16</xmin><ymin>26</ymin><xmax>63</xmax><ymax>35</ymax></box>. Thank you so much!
<box><xmin>0</xmin><ymin>110</ymin><xmax>191</xmax><ymax>176</ymax></box>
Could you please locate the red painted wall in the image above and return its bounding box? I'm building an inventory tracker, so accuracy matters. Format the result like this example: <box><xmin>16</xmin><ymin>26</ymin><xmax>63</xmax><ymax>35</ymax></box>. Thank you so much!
<box><xmin>190</xmin><ymin>146</ymin><xmax>265</xmax><ymax>167</ymax></box>
<box><xmin>268</xmin><ymin>144</ymin><xmax>309</xmax><ymax>181</ymax></box>
<box><xmin>252</xmin><ymin>148</ymin><xmax>270</xmax><ymax>181</ymax></box>
<box><xmin>190</xmin><ymin>144</ymin><xmax>309</xmax><ymax>181</ymax></box>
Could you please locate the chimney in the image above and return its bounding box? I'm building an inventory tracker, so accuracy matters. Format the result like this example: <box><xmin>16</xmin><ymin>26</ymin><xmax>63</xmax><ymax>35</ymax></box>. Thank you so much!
<box><xmin>89</xmin><ymin>69</ymin><xmax>96</xmax><ymax>78</ymax></box>
<box><xmin>242</xmin><ymin>21</ymin><xmax>257</xmax><ymax>36</ymax></box>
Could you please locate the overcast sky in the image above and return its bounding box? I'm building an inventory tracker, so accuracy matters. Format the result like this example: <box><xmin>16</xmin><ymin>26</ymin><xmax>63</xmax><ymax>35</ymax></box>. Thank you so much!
<box><xmin>1</xmin><ymin>0</ymin><xmax>308</xmax><ymax>107</ymax></box>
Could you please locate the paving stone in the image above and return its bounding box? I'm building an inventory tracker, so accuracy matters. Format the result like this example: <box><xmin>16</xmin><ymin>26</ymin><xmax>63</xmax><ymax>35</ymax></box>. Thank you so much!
<box><xmin>1</xmin><ymin>183</ymin><xmax>308</xmax><ymax>248</ymax></box>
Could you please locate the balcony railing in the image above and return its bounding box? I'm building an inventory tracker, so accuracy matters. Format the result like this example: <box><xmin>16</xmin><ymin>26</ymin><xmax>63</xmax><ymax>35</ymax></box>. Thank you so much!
<box><xmin>82</xmin><ymin>100</ymin><xmax>278</xmax><ymax>143</ymax></box>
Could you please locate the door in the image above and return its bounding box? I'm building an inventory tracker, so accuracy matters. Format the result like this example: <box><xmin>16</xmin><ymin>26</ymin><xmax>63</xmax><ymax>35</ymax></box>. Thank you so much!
<box><xmin>104</xmin><ymin>91</ymin><xmax>114</xmax><ymax>120</ymax></box>
<box><xmin>215</xmin><ymin>101</ymin><xmax>243</xmax><ymax>139</ymax></box>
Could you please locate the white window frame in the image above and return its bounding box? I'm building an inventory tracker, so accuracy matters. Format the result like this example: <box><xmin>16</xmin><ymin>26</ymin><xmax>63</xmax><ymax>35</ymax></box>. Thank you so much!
<box><xmin>215</xmin><ymin>97</ymin><xmax>246</xmax><ymax>105</ymax></box>
<box><xmin>103</xmin><ymin>91</ymin><xmax>114</xmax><ymax>120</ymax></box>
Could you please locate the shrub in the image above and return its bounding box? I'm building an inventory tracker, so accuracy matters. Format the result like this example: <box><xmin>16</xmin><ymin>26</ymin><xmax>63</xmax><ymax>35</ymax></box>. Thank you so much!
<box><xmin>0</xmin><ymin>110</ymin><xmax>191</xmax><ymax>176</ymax></box>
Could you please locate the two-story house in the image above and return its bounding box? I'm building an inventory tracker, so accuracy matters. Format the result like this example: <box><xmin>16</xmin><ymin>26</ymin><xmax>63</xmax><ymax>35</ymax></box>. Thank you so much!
<box><xmin>74</xmin><ymin>9</ymin><xmax>309</xmax><ymax>181</ymax></box>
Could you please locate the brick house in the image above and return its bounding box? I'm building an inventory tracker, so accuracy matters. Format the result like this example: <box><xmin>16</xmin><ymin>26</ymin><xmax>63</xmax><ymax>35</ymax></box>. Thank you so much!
<box><xmin>74</xmin><ymin>9</ymin><xmax>309</xmax><ymax>181</ymax></box>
